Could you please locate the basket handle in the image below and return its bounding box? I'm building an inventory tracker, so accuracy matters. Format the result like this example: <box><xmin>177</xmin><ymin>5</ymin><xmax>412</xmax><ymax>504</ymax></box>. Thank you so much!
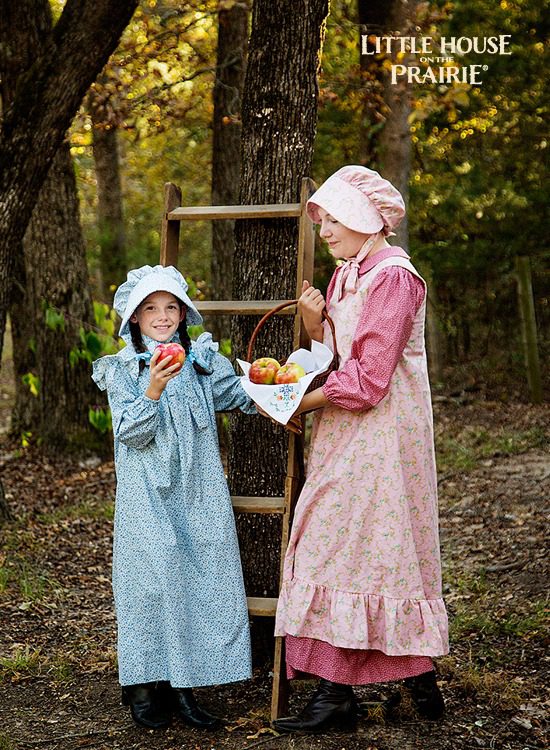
<box><xmin>246</xmin><ymin>299</ymin><xmax>338</xmax><ymax>364</ymax></box>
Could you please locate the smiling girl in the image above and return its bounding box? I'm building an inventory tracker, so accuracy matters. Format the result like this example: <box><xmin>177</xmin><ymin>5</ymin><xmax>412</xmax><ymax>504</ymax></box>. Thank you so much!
<box><xmin>269</xmin><ymin>166</ymin><xmax>449</xmax><ymax>733</ymax></box>
<box><xmin>92</xmin><ymin>265</ymin><xmax>254</xmax><ymax>731</ymax></box>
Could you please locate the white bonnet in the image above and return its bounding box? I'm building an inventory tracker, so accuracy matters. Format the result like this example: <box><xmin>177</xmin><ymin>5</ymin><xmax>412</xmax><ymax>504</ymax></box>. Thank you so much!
<box><xmin>114</xmin><ymin>265</ymin><xmax>203</xmax><ymax>336</ymax></box>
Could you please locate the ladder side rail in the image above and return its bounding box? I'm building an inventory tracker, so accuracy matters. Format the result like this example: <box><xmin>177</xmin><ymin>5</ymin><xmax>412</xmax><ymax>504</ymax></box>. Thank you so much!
<box><xmin>270</xmin><ymin>178</ymin><xmax>316</xmax><ymax>721</ymax></box>
<box><xmin>160</xmin><ymin>182</ymin><xmax>182</xmax><ymax>267</ymax></box>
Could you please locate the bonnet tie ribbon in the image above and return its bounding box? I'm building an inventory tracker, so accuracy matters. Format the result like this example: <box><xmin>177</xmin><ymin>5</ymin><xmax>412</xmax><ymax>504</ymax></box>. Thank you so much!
<box><xmin>134</xmin><ymin>349</ymin><xmax>212</xmax><ymax>374</ymax></box>
<box><xmin>334</xmin><ymin>233</ymin><xmax>380</xmax><ymax>301</ymax></box>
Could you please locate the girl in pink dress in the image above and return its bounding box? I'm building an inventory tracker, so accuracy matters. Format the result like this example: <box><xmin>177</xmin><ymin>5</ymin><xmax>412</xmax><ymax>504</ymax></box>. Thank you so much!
<box><xmin>271</xmin><ymin>166</ymin><xmax>449</xmax><ymax>733</ymax></box>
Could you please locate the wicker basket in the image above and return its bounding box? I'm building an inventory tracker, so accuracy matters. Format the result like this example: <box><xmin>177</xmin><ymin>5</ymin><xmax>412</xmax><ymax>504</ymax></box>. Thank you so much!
<box><xmin>246</xmin><ymin>299</ymin><xmax>340</xmax><ymax>394</ymax></box>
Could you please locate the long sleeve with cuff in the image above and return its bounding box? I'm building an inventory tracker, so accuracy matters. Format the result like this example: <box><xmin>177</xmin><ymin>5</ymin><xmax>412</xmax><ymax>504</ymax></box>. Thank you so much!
<box><xmin>105</xmin><ymin>364</ymin><xmax>161</xmax><ymax>449</ymax></box>
<box><xmin>322</xmin><ymin>267</ymin><xmax>425</xmax><ymax>411</ymax></box>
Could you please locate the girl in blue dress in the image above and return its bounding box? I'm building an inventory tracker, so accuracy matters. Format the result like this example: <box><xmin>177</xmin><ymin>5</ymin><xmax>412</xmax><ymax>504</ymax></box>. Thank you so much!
<box><xmin>92</xmin><ymin>265</ymin><xmax>253</xmax><ymax>730</ymax></box>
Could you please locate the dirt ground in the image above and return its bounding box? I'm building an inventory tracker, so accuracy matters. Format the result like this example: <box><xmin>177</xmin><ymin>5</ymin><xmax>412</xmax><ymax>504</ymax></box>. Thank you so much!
<box><xmin>0</xmin><ymin>394</ymin><xmax>548</xmax><ymax>750</ymax></box>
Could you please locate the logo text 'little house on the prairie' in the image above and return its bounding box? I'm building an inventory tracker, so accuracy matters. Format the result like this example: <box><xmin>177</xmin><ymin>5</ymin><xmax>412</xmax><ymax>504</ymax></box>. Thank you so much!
<box><xmin>361</xmin><ymin>35</ymin><xmax>512</xmax><ymax>85</ymax></box>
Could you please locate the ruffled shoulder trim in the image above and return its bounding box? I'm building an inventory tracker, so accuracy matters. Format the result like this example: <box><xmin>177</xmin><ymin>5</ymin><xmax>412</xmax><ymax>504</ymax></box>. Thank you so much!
<box><xmin>190</xmin><ymin>332</ymin><xmax>219</xmax><ymax>369</ymax></box>
<box><xmin>91</xmin><ymin>347</ymin><xmax>138</xmax><ymax>391</ymax></box>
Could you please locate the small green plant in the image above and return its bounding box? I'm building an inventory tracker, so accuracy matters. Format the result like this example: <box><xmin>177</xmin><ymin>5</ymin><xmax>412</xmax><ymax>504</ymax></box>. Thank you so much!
<box><xmin>89</xmin><ymin>406</ymin><xmax>112</xmax><ymax>435</ymax></box>
<box><xmin>21</xmin><ymin>372</ymin><xmax>39</xmax><ymax>397</ymax></box>
<box><xmin>20</xmin><ymin>430</ymin><xmax>35</xmax><ymax>448</ymax></box>
<box><xmin>436</xmin><ymin>425</ymin><xmax>548</xmax><ymax>474</ymax></box>
<box><xmin>48</xmin><ymin>657</ymin><xmax>74</xmax><ymax>683</ymax></box>
<box><xmin>0</xmin><ymin>566</ymin><xmax>8</xmax><ymax>594</ymax></box>
<box><xmin>70</xmin><ymin>301</ymin><xmax>121</xmax><ymax>366</ymax></box>
<box><xmin>43</xmin><ymin>302</ymin><xmax>66</xmax><ymax>332</ymax></box>
<box><xmin>18</xmin><ymin>563</ymin><xmax>49</xmax><ymax>602</ymax></box>
<box><xmin>0</xmin><ymin>732</ymin><xmax>15</xmax><ymax>750</ymax></box>
<box><xmin>0</xmin><ymin>646</ymin><xmax>42</xmax><ymax>682</ymax></box>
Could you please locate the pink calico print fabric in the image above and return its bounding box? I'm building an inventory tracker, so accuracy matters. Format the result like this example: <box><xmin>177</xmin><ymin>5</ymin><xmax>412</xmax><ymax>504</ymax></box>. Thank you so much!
<box><xmin>275</xmin><ymin>257</ymin><xmax>449</xmax><ymax>657</ymax></box>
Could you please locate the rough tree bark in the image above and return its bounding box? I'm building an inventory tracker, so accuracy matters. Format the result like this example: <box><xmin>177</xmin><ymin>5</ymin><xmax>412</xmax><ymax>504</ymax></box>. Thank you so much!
<box><xmin>228</xmin><ymin>0</ymin><xmax>329</xmax><ymax>663</ymax></box>
<box><xmin>210</xmin><ymin>1</ymin><xmax>248</xmax><ymax>343</ymax></box>
<box><xmin>3</xmin><ymin>0</ymin><xmax>110</xmax><ymax>447</ymax></box>
<box><xmin>19</xmin><ymin>144</ymin><xmax>98</xmax><ymax>447</ymax></box>
<box><xmin>0</xmin><ymin>0</ymin><xmax>138</xmax><ymax>364</ymax></box>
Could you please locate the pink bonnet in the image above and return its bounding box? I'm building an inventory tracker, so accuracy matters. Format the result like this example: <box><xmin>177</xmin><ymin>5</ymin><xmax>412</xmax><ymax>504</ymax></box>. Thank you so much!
<box><xmin>306</xmin><ymin>165</ymin><xmax>405</xmax><ymax>236</ymax></box>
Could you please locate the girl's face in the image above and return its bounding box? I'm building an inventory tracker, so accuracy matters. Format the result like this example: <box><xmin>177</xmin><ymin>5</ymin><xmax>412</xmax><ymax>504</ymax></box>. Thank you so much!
<box><xmin>130</xmin><ymin>291</ymin><xmax>185</xmax><ymax>342</ymax></box>
<box><xmin>317</xmin><ymin>207</ymin><xmax>371</xmax><ymax>260</ymax></box>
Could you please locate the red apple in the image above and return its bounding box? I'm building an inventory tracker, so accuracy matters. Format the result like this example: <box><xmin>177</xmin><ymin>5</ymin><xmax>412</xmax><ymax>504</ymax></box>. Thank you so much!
<box><xmin>275</xmin><ymin>362</ymin><xmax>306</xmax><ymax>384</ymax></box>
<box><xmin>249</xmin><ymin>357</ymin><xmax>281</xmax><ymax>385</ymax></box>
<box><xmin>155</xmin><ymin>342</ymin><xmax>186</xmax><ymax>369</ymax></box>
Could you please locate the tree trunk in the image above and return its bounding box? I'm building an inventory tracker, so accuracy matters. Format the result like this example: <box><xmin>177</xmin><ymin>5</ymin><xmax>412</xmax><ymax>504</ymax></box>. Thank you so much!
<box><xmin>228</xmin><ymin>0</ymin><xmax>329</xmax><ymax>664</ymax></box>
<box><xmin>0</xmin><ymin>0</ymin><xmax>138</xmax><ymax>365</ymax></box>
<box><xmin>21</xmin><ymin>143</ymin><xmax>98</xmax><ymax>448</ymax></box>
<box><xmin>210</xmin><ymin>1</ymin><xmax>248</xmax><ymax>343</ymax></box>
<box><xmin>2</xmin><ymin>0</ymin><xmax>112</xmax><ymax>447</ymax></box>
<box><xmin>10</xmin><ymin>246</ymin><xmax>39</xmax><ymax>435</ymax></box>
<box><xmin>359</xmin><ymin>0</ymin><xmax>416</xmax><ymax>249</ymax></box>
<box><xmin>91</xmin><ymin>96</ymin><xmax>127</xmax><ymax>302</ymax></box>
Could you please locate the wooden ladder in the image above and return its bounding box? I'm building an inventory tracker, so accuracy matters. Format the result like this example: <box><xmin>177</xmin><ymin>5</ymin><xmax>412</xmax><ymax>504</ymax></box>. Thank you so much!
<box><xmin>159</xmin><ymin>178</ymin><xmax>316</xmax><ymax>720</ymax></box>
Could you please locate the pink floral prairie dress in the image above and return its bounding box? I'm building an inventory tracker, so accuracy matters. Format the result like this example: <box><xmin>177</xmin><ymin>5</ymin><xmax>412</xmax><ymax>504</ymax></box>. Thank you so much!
<box><xmin>275</xmin><ymin>247</ymin><xmax>449</xmax><ymax>683</ymax></box>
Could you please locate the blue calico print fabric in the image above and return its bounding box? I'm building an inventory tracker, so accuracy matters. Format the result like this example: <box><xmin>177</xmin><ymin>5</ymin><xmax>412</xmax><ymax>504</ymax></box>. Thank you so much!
<box><xmin>92</xmin><ymin>332</ymin><xmax>254</xmax><ymax>688</ymax></box>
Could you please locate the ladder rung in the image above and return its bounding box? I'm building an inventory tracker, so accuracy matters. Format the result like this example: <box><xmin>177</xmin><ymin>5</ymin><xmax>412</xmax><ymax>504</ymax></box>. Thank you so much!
<box><xmin>231</xmin><ymin>496</ymin><xmax>285</xmax><ymax>514</ymax></box>
<box><xmin>168</xmin><ymin>203</ymin><xmax>302</xmax><ymax>221</ymax></box>
<box><xmin>247</xmin><ymin>596</ymin><xmax>278</xmax><ymax>617</ymax></box>
<box><xmin>196</xmin><ymin>300</ymin><xmax>296</xmax><ymax>315</ymax></box>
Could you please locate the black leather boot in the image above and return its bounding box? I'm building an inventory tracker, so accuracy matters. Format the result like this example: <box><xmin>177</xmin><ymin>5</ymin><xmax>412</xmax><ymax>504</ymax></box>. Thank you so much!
<box><xmin>272</xmin><ymin>679</ymin><xmax>358</xmax><ymax>734</ymax></box>
<box><xmin>166</xmin><ymin>687</ymin><xmax>220</xmax><ymax>729</ymax></box>
<box><xmin>404</xmin><ymin>670</ymin><xmax>445</xmax><ymax>720</ymax></box>
<box><xmin>121</xmin><ymin>682</ymin><xmax>172</xmax><ymax>729</ymax></box>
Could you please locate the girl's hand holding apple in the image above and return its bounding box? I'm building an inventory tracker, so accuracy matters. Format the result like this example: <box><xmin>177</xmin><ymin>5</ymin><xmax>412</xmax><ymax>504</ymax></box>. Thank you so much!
<box><xmin>146</xmin><ymin>347</ymin><xmax>184</xmax><ymax>401</ymax></box>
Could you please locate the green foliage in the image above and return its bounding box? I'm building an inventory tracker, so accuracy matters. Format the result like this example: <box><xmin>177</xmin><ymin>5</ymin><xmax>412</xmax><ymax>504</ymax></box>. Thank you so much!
<box><xmin>435</xmin><ymin>424</ymin><xmax>547</xmax><ymax>474</ymax></box>
<box><xmin>43</xmin><ymin>303</ymin><xmax>66</xmax><ymax>332</ymax></box>
<box><xmin>0</xmin><ymin>732</ymin><xmax>15</xmax><ymax>750</ymax></box>
<box><xmin>0</xmin><ymin>566</ymin><xmax>8</xmax><ymax>594</ymax></box>
<box><xmin>88</xmin><ymin>406</ymin><xmax>112</xmax><ymax>435</ymax></box>
<box><xmin>0</xmin><ymin>646</ymin><xmax>42</xmax><ymax>682</ymax></box>
<box><xmin>70</xmin><ymin>301</ymin><xmax>121</xmax><ymax>366</ymax></box>
<box><xmin>21</xmin><ymin>373</ymin><xmax>39</xmax><ymax>397</ymax></box>
<box><xmin>20</xmin><ymin>431</ymin><xmax>36</xmax><ymax>449</ymax></box>
<box><xmin>37</xmin><ymin>498</ymin><xmax>114</xmax><ymax>525</ymax></box>
<box><xmin>72</xmin><ymin>1</ymin><xmax>218</xmax><ymax>292</ymax></box>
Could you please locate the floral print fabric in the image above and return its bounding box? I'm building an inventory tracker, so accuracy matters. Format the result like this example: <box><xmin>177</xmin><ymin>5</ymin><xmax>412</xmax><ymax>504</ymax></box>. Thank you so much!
<box><xmin>275</xmin><ymin>256</ymin><xmax>449</xmax><ymax>658</ymax></box>
<box><xmin>92</xmin><ymin>332</ymin><xmax>253</xmax><ymax>687</ymax></box>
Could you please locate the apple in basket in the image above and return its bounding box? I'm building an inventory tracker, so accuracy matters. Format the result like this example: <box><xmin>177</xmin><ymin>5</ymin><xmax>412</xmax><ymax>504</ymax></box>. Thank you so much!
<box><xmin>275</xmin><ymin>362</ymin><xmax>306</xmax><ymax>384</ymax></box>
<box><xmin>155</xmin><ymin>342</ymin><xmax>186</xmax><ymax>368</ymax></box>
<box><xmin>249</xmin><ymin>357</ymin><xmax>281</xmax><ymax>385</ymax></box>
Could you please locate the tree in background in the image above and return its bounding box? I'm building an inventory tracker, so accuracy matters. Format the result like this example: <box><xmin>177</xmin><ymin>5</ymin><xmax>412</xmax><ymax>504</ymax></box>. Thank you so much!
<box><xmin>89</xmin><ymin>75</ymin><xmax>127</xmax><ymax>303</ymax></box>
<box><xmin>409</xmin><ymin>0</ymin><xmax>549</xmax><ymax>382</ymax></box>
<box><xmin>72</xmin><ymin>2</ymin><xmax>218</xmax><ymax>291</ymax></box>
<box><xmin>359</xmin><ymin>0</ymin><xmax>419</xmax><ymax>247</ymax></box>
<box><xmin>1</xmin><ymin>0</ymin><xmax>129</xmax><ymax>446</ymax></box>
<box><xmin>228</xmin><ymin>0</ymin><xmax>329</xmax><ymax>662</ymax></box>
<box><xmin>0</xmin><ymin>0</ymin><xmax>139</xmax><ymax>366</ymax></box>
<box><xmin>210</xmin><ymin>0</ymin><xmax>248</xmax><ymax>343</ymax></box>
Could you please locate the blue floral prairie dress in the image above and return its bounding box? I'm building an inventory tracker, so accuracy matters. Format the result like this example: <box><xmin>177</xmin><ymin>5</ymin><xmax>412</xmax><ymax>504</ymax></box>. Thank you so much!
<box><xmin>92</xmin><ymin>332</ymin><xmax>253</xmax><ymax>688</ymax></box>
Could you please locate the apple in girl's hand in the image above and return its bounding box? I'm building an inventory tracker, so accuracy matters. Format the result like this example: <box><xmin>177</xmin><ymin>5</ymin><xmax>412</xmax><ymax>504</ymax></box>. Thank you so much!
<box><xmin>249</xmin><ymin>357</ymin><xmax>281</xmax><ymax>384</ymax></box>
<box><xmin>155</xmin><ymin>342</ymin><xmax>185</xmax><ymax>368</ymax></box>
<box><xmin>275</xmin><ymin>362</ymin><xmax>306</xmax><ymax>384</ymax></box>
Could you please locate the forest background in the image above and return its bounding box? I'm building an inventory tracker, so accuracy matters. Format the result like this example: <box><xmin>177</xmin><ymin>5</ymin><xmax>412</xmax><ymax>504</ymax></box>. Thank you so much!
<box><xmin>0</xmin><ymin>0</ymin><xmax>548</xmax><ymax>749</ymax></box>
